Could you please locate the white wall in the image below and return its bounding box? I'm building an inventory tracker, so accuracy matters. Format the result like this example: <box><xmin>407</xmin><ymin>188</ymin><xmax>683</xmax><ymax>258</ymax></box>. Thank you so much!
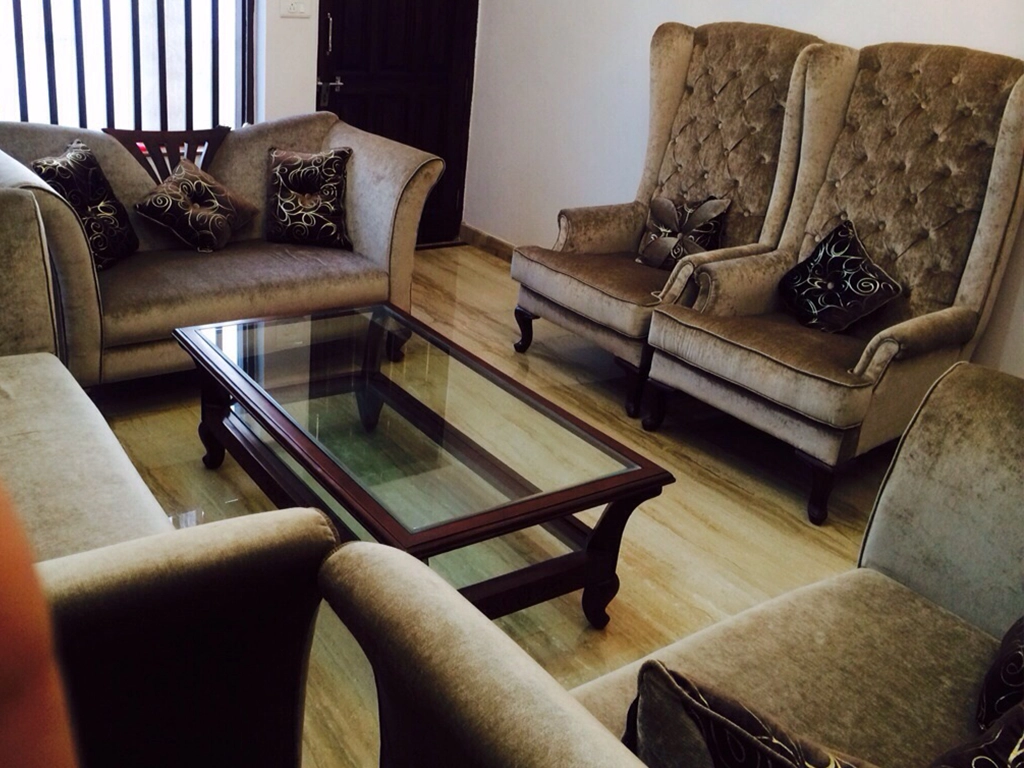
<box><xmin>258</xmin><ymin>0</ymin><xmax>320</xmax><ymax>122</ymax></box>
<box><xmin>464</xmin><ymin>0</ymin><xmax>1024</xmax><ymax>375</ymax></box>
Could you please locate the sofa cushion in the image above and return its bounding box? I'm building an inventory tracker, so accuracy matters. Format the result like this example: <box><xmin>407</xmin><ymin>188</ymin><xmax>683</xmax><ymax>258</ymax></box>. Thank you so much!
<box><xmin>266</xmin><ymin>147</ymin><xmax>353</xmax><ymax>249</ymax></box>
<box><xmin>511</xmin><ymin>246</ymin><xmax>667</xmax><ymax>338</ymax></box>
<box><xmin>931</xmin><ymin>704</ymin><xmax>1024</xmax><ymax>768</ymax></box>
<box><xmin>30</xmin><ymin>139</ymin><xmax>139</xmax><ymax>269</ymax></box>
<box><xmin>976</xmin><ymin>616</ymin><xmax>1024</xmax><ymax>730</ymax></box>
<box><xmin>135</xmin><ymin>158</ymin><xmax>258</xmax><ymax>252</ymax></box>
<box><xmin>0</xmin><ymin>353</ymin><xmax>169</xmax><ymax>560</ymax></box>
<box><xmin>572</xmin><ymin>568</ymin><xmax>998</xmax><ymax>768</ymax></box>
<box><xmin>779</xmin><ymin>221</ymin><xmax>901</xmax><ymax>333</ymax></box>
<box><xmin>98</xmin><ymin>239</ymin><xmax>389</xmax><ymax>347</ymax></box>
<box><xmin>624</xmin><ymin>661</ymin><xmax>875</xmax><ymax>768</ymax></box>
<box><xmin>649</xmin><ymin>304</ymin><xmax>871</xmax><ymax>428</ymax></box>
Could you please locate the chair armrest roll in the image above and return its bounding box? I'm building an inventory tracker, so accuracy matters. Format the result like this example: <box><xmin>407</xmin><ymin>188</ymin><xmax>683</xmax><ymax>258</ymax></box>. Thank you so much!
<box><xmin>0</xmin><ymin>189</ymin><xmax>60</xmax><ymax>358</ymax></box>
<box><xmin>692</xmin><ymin>248</ymin><xmax>796</xmax><ymax>315</ymax></box>
<box><xmin>555</xmin><ymin>201</ymin><xmax>648</xmax><ymax>254</ymax></box>
<box><xmin>323</xmin><ymin>121</ymin><xmax>444</xmax><ymax>311</ymax></box>
<box><xmin>852</xmin><ymin>306</ymin><xmax>979</xmax><ymax>379</ymax></box>
<box><xmin>320</xmin><ymin>542</ymin><xmax>645</xmax><ymax>768</ymax></box>
<box><xmin>38</xmin><ymin>508</ymin><xmax>339</xmax><ymax>768</ymax></box>
<box><xmin>658</xmin><ymin>242</ymin><xmax>774</xmax><ymax>305</ymax></box>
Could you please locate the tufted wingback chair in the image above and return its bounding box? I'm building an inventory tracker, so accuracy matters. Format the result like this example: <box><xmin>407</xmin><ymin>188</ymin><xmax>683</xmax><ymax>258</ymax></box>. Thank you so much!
<box><xmin>508</xmin><ymin>22</ymin><xmax>849</xmax><ymax>415</ymax></box>
<box><xmin>644</xmin><ymin>42</ymin><xmax>1024</xmax><ymax>524</ymax></box>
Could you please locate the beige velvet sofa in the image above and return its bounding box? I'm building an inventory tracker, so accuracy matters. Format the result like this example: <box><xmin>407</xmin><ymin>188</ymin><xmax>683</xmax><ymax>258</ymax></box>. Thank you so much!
<box><xmin>0</xmin><ymin>201</ymin><xmax>341</xmax><ymax>767</ymax></box>
<box><xmin>320</xmin><ymin>361</ymin><xmax>1023</xmax><ymax>767</ymax></box>
<box><xmin>0</xmin><ymin>112</ymin><xmax>443</xmax><ymax>386</ymax></box>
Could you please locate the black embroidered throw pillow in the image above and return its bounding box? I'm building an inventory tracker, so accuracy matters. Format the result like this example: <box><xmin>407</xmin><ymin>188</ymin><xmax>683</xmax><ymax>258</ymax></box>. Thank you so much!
<box><xmin>977</xmin><ymin>616</ymin><xmax>1023</xmax><ymax>731</ymax></box>
<box><xmin>135</xmin><ymin>158</ymin><xmax>258</xmax><ymax>252</ymax></box>
<box><xmin>929</xmin><ymin>704</ymin><xmax>1023</xmax><ymax>768</ymax></box>
<box><xmin>637</xmin><ymin>196</ymin><xmax>730</xmax><ymax>270</ymax></box>
<box><xmin>779</xmin><ymin>221</ymin><xmax>902</xmax><ymax>333</ymax></box>
<box><xmin>266</xmin><ymin>147</ymin><xmax>353</xmax><ymax>248</ymax></box>
<box><xmin>623</xmin><ymin>662</ymin><xmax>878</xmax><ymax>768</ymax></box>
<box><xmin>31</xmin><ymin>139</ymin><xmax>139</xmax><ymax>269</ymax></box>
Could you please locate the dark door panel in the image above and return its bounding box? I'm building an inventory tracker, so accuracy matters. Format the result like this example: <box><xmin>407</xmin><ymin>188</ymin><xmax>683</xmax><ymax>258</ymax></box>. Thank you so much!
<box><xmin>318</xmin><ymin>0</ymin><xmax>477</xmax><ymax>245</ymax></box>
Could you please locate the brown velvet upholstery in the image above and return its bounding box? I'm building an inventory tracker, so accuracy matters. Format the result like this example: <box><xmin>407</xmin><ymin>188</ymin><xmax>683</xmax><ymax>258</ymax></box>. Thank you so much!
<box><xmin>509</xmin><ymin>23</ymin><xmax>833</xmax><ymax>409</ymax></box>
<box><xmin>40</xmin><ymin>507</ymin><xmax>339</xmax><ymax>768</ymax></box>
<box><xmin>317</xmin><ymin>362</ymin><xmax>1022</xmax><ymax>768</ymax></box>
<box><xmin>0</xmin><ymin>115</ymin><xmax>442</xmax><ymax>385</ymax></box>
<box><xmin>647</xmin><ymin>43</ymin><xmax>1024</xmax><ymax>520</ymax></box>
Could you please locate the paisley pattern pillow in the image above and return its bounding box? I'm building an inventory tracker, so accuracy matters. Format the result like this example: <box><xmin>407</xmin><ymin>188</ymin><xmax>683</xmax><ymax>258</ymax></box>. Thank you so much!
<box><xmin>266</xmin><ymin>147</ymin><xmax>353</xmax><ymax>248</ymax></box>
<box><xmin>31</xmin><ymin>139</ymin><xmax>139</xmax><ymax>270</ymax></box>
<box><xmin>637</xmin><ymin>196</ymin><xmax>730</xmax><ymax>270</ymax></box>
<box><xmin>623</xmin><ymin>662</ymin><xmax>877</xmax><ymax>768</ymax></box>
<box><xmin>977</xmin><ymin>615</ymin><xmax>1024</xmax><ymax>731</ymax></box>
<box><xmin>779</xmin><ymin>221</ymin><xmax>902</xmax><ymax>333</ymax></box>
<box><xmin>135</xmin><ymin>158</ymin><xmax>258</xmax><ymax>252</ymax></box>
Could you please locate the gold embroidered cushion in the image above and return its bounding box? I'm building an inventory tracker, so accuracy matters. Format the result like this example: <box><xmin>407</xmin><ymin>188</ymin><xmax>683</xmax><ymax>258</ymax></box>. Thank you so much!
<box><xmin>265</xmin><ymin>147</ymin><xmax>353</xmax><ymax>248</ymax></box>
<box><xmin>135</xmin><ymin>158</ymin><xmax>258</xmax><ymax>252</ymax></box>
<box><xmin>31</xmin><ymin>139</ymin><xmax>139</xmax><ymax>269</ymax></box>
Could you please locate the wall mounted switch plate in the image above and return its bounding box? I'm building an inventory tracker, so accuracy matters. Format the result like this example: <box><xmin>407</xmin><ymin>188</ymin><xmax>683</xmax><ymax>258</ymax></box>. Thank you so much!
<box><xmin>280</xmin><ymin>0</ymin><xmax>311</xmax><ymax>18</ymax></box>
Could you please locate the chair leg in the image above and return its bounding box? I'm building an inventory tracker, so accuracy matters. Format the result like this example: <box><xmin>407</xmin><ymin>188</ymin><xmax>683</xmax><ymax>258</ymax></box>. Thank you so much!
<box><xmin>624</xmin><ymin>346</ymin><xmax>654</xmax><ymax>418</ymax></box>
<box><xmin>796</xmin><ymin>451</ymin><xmax>835</xmax><ymax>526</ymax></box>
<box><xmin>642</xmin><ymin>382</ymin><xmax>668</xmax><ymax>431</ymax></box>
<box><xmin>513</xmin><ymin>306</ymin><xmax>536</xmax><ymax>353</ymax></box>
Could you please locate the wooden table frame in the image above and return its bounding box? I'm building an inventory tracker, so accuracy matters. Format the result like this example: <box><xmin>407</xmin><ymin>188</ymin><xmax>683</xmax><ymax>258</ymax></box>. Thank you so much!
<box><xmin>174</xmin><ymin>305</ymin><xmax>673</xmax><ymax>627</ymax></box>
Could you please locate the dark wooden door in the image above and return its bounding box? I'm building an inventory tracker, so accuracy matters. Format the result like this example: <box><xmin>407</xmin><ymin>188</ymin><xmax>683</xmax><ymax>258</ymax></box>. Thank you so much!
<box><xmin>317</xmin><ymin>0</ymin><xmax>478</xmax><ymax>245</ymax></box>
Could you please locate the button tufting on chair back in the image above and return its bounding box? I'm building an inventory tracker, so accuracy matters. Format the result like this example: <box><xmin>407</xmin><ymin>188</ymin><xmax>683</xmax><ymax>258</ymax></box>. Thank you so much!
<box><xmin>655</xmin><ymin>23</ymin><xmax>822</xmax><ymax>247</ymax></box>
<box><xmin>800</xmin><ymin>44</ymin><xmax>1024</xmax><ymax>337</ymax></box>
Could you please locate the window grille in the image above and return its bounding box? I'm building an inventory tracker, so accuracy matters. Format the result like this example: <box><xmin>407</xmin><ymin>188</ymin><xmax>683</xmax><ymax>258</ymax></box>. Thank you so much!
<box><xmin>0</xmin><ymin>0</ymin><xmax>256</xmax><ymax>130</ymax></box>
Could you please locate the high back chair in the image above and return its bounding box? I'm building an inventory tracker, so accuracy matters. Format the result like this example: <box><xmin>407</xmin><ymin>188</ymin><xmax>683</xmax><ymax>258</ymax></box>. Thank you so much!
<box><xmin>509</xmin><ymin>22</ymin><xmax>846</xmax><ymax>415</ymax></box>
<box><xmin>644</xmin><ymin>42</ymin><xmax>1024</xmax><ymax>523</ymax></box>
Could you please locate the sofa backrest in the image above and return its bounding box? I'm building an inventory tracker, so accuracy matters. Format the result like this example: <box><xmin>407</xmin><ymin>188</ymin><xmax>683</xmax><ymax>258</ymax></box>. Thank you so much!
<box><xmin>859</xmin><ymin>362</ymin><xmax>1024</xmax><ymax>637</ymax></box>
<box><xmin>797</xmin><ymin>44</ymin><xmax>1024</xmax><ymax>339</ymax></box>
<box><xmin>648</xmin><ymin>22</ymin><xmax>821</xmax><ymax>248</ymax></box>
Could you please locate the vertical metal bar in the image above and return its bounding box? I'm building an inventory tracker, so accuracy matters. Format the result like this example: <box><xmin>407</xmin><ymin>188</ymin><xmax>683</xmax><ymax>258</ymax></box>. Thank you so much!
<box><xmin>42</xmin><ymin>0</ymin><xmax>58</xmax><ymax>123</ymax></box>
<box><xmin>211</xmin><ymin>0</ymin><xmax>220</xmax><ymax>125</ymax></box>
<box><xmin>132</xmin><ymin>0</ymin><xmax>142</xmax><ymax>128</ymax></box>
<box><xmin>73</xmin><ymin>0</ymin><xmax>87</xmax><ymax>127</ymax></box>
<box><xmin>245</xmin><ymin>0</ymin><xmax>256</xmax><ymax>123</ymax></box>
<box><xmin>12</xmin><ymin>0</ymin><xmax>28</xmax><ymax>121</ymax></box>
<box><xmin>102</xmin><ymin>0</ymin><xmax>114</xmax><ymax>126</ymax></box>
<box><xmin>184</xmin><ymin>0</ymin><xmax>194</xmax><ymax>130</ymax></box>
<box><xmin>157</xmin><ymin>0</ymin><xmax>168</xmax><ymax>130</ymax></box>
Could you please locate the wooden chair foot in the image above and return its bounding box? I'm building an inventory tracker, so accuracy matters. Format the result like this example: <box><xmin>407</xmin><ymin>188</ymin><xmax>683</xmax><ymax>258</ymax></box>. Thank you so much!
<box><xmin>513</xmin><ymin>306</ymin><xmax>536</xmax><ymax>353</ymax></box>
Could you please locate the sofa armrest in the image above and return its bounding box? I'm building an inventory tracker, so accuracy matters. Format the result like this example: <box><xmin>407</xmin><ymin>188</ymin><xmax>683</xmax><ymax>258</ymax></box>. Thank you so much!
<box><xmin>319</xmin><ymin>542</ymin><xmax>645</xmax><ymax>768</ymax></box>
<box><xmin>852</xmin><ymin>306</ymin><xmax>978</xmax><ymax>379</ymax></box>
<box><xmin>0</xmin><ymin>189</ymin><xmax>61</xmax><ymax>358</ymax></box>
<box><xmin>0</xmin><ymin>149</ymin><xmax>101</xmax><ymax>385</ymax></box>
<box><xmin>692</xmin><ymin>248</ymin><xmax>796</xmax><ymax>315</ymax></box>
<box><xmin>322</xmin><ymin>121</ymin><xmax>444</xmax><ymax>312</ymax></box>
<box><xmin>554</xmin><ymin>201</ymin><xmax>649</xmax><ymax>254</ymax></box>
<box><xmin>38</xmin><ymin>508</ymin><xmax>339</xmax><ymax>768</ymax></box>
<box><xmin>658</xmin><ymin>242</ymin><xmax>774</xmax><ymax>306</ymax></box>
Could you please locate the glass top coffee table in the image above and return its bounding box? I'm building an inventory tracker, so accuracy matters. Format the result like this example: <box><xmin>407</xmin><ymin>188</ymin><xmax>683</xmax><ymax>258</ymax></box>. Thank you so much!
<box><xmin>174</xmin><ymin>304</ymin><xmax>673</xmax><ymax>627</ymax></box>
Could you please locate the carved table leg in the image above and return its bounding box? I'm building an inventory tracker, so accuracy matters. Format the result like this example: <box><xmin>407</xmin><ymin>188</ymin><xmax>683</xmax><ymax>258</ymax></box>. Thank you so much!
<box><xmin>581</xmin><ymin>494</ymin><xmax>651</xmax><ymax>628</ymax></box>
<box><xmin>198</xmin><ymin>370</ymin><xmax>230</xmax><ymax>469</ymax></box>
<box><xmin>513</xmin><ymin>306</ymin><xmax>537</xmax><ymax>353</ymax></box>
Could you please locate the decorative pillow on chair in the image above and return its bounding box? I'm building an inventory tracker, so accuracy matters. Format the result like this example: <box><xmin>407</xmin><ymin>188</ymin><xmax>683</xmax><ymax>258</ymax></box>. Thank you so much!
<box><xmin>31</xmin><ymin>139</ymin><xmax>138</xmax><ymax>269</ymax></box>
<box><xmin>623</xmin><ymin>661</ymin><xmax>877</xmax><ymax>768</ymax></box>
<box><xmin>135</xmin><ymin>158</ymin><xmax>258</xmax><ymax>252</ymax></box>
<box><xmin>930</xmin><ymin>704</ymin><xmax>1023</xmax><ymax>768</ymax></box>
<box><xmin>637</xmin><ymin>196</ymin><xmax>730</xmax><ymax>270</ymax></box>
<box><xmin>779</xmin><ymin>221</ymin><xmax>902</xmax><ymax>333</ymax></box>
<box><xmin>266</xmin><ymin>147</ymin><xmax>353</xmax><ymax>248</ymax></box>
<box><xmin>977</xmin><ymin>615</ymin><xmax>1023</xmax><ymax>731</ymax></box>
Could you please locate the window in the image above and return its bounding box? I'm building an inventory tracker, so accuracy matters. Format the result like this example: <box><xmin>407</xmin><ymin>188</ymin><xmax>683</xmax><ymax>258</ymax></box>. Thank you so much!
<box><xmin>0</xmin><ymin>0</ymin><xmax>255</xmax><ymax>130</ymax></box>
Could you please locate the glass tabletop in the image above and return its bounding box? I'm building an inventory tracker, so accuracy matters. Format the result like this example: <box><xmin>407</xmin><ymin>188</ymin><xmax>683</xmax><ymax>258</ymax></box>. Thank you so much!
<box><xmin>192</xmin><ymin>305</ymin><xmax>639</xmax><ymax>534</ymax></box>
